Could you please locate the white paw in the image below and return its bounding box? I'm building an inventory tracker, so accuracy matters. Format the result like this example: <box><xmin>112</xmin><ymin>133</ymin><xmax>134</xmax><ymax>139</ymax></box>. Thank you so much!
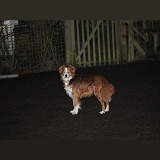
<box><xmin>70</xmin><ymin>105</ymin><xmax>80</xmax><ymax>115</ymax></box>
<box><xmin>70</xmin><ymin>109</ymin><xmax>78</xmax><ymax>115</ymax></box>
<box><xmin>71</xmin><ymin>112</ymin><xmax>78</xmax><ymax>115</ymax></box>
<box><xmin>99</xmin><ymin>111</ymin><xmax>105</xmax><ymax>114</ymax></box>
<box><xmin>104</xmin><ymin>108</ymin><xmax>109</xmax><ymax>112</ymax></box>
<box><xmin>70</xmin><ymin>110</ymin><xmax>74</xmax><ymax>113</ymax></box>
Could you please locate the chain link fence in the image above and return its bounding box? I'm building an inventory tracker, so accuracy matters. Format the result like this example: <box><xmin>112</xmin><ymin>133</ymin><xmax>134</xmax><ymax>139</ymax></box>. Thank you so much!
<box><xmin>0</xmin><ymin>20</ymin><xmax>66</xmax><ymax>74</ymax></box>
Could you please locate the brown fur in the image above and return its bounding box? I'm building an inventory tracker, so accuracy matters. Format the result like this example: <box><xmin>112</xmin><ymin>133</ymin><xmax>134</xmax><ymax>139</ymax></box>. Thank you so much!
<box><xmin>59</xmin><ymin>65</ymin><xmax>115</xmax><ymax>114</ymax></box>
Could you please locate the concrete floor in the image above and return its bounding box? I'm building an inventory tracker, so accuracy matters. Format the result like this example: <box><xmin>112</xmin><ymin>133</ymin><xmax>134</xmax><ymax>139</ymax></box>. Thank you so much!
<box><xmin>0</xmin><ymin>61</ymin><xmax>160</xmax><ymax>140</ymax></box>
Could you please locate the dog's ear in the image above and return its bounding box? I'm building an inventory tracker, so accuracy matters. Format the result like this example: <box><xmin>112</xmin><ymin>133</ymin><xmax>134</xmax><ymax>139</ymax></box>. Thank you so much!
<box><xmin>59</xmin><ymin>65</ymin><xmax>65</xmax><ymax>74</ymax></box>
<box><xmin>69</xmin><ymin>65</ymin><xmax>76</xmax><ymax>73</ymax></box>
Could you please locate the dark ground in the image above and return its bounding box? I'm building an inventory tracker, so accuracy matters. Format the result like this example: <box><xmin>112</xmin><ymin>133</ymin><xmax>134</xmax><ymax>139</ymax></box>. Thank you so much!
<box><xmin>0</xmin><ymin>61</ymin><xmax>160</xmax><ymax>140</ymax></box>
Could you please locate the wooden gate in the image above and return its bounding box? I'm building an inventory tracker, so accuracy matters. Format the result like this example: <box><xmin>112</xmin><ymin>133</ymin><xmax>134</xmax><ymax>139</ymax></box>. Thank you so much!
<box><xmin>65</xmin><ymin>20</ymin><xmax>121</xmax><ymax>67</ymax></box>
<box><xmin>64</xmin><ymin>20</ymin><xmax>156</xmax><ymax>68</ymax></box>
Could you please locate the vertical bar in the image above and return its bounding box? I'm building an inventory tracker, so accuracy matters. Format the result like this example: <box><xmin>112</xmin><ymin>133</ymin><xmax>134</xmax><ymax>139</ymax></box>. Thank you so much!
<box><xmin>81</xmin><ymin>20</ymin><xmax>86</xmax><ymax>67</ymax></box>
<box><xmin>111</xmin><ymin>20</ymin><xmax>115</xmax><ymax>64</ymax></box>
<box><xmin>143</xmin><ymin>20</ymin><xmax>147</xmax><ymax>60</ymax></box>
<box><xmin>64</xmin><ymin>20</ymin><xmax>76</xmax><ymax>66</ymax></box>
<box><xmin>106</xmin><ymin>20</ymin><xmax>111</xmax><ymax>64</ymax></box>
<box><xmin>97</xmin><ymin>20</ymin><xmax>101</xmax><ymax>65</ymax></box>
<box><xmin>127</xmin><ymin>22</ymin><xmax>131</xmax><ymax>62</ymax></box>
<box><xmin>86</xmin><ymin>20</ymin><xmax>91</xmax><ymax>67</ymax></box>
<box><xmin>102</xmin><ymin>20</ymin><xmax>106</xmax><ymax>64</ymax></box>
<box><xmin>70</xmin><ymin>20</ymin><xmax>75</xmax><ymax>65</ymax></box>
<box><xmin>11</xmin><ymin>22</ymin><xmax>15</xmax><ymax>70</ymax></box>
<box><xmin>64</xmin><ymin>20</ymin><xmax>71</xmax><ymax>65</ymax></box>
<box><xmin>76</xmin><ymin>20</ymin><xmax>81</xmax><ymax>67</ymax></box>
<box><xmin>128</xmin><ymin>20</ymin><xmax>134</xmax><ymax>62</ymax></box>
<box><xmin>131</xmin><ymin>21</ymin><xmax>134</xmax><ymax>61</ymax></box>
<box><xmin>30</xmin><ymin>23</ymin><xmax>32</xmax><ymax>71</ymax></box>
<box><xmin>92</xmin><ymin>20</ymin><xmax>96</xmax><ymax>66</ymax></box>
<box><xmin>41</xmin><ymin>22</ymin><xmax>44</xmax><ymax>65</ymax></box>
<box><xmin>115</xmin><ymin>20</ymin><xmax>120</xmax><ymax>64</ymax></box>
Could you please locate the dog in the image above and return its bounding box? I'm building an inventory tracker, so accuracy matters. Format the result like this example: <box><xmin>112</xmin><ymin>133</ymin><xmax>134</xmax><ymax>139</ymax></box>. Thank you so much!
<box><xmin>59</xmin><ymin>65</ymin><xmax>115</xmax><ymax>115</ymax></box>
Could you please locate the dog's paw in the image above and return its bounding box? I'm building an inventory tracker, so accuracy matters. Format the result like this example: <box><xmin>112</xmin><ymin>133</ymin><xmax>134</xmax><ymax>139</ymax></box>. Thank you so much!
<box><xmin>99</xmin><ymin>111</ymin><xmax>105</xmax><ymax>114</ymax></box>
<box><xmin>70</xmin><ymin>109</ymin><xmax>78</xmax><ymax>115</ymax></box>
<box><xmin>71</xmin><ymin>112</ymin><xmax>78</xmax><ymax>115</ymax></box>
<box><xmin>70</xmin><ymin>110</ymin><xmax>74</xmax><ymax>113</ymax></box>
<box><xmin>104</xmin><ymin>108</ymin><xmax>109</xmax><ymax>112</ymax></box>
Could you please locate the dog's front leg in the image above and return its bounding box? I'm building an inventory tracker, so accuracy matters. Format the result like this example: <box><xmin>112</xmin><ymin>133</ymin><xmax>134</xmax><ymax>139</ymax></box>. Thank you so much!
<box><xmin>70</xmin><ymin>96</ymin><xmax>80</xmax><ymax>115</ymax></box>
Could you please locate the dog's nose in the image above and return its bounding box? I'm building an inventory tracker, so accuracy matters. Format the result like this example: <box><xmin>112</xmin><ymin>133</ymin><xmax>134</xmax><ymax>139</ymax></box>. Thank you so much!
<box><xmin>65</xmin><ymin>74</ymin><xmax>68</xmax><ymax>77</ymax></box>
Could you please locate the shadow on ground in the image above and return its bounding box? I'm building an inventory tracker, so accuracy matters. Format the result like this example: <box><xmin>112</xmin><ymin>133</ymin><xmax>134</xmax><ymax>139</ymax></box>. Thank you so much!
<box><xmin>0</xmin><ymin>61</ymin><xmax>160</xmax><ymax>140</ymax></box>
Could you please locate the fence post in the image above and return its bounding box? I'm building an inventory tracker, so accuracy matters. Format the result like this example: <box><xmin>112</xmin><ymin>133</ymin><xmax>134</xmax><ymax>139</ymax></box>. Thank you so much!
<box><xmin>115</xmin><ymin>20</ymin><xmax>121</xmax><ymax>64</ymax></box>
<box><xmin>106</xmin><ymin>20</ymin><xmax>111</xmax><ymax>64</ymax></box>
<box><xmin>119</xmin><ymin>20</ymin><xmax>127</xmax><ymax>62</ymax></box>
<box><xmin>128</xmin><ymin>20</ymin><xmax>134</xmax><ymax>62</ymax></box>
<box><xmin>111</xmin><ymin>20</ymin><xmax>115</xmax><ymax>64</ymax></box>
<box><xmin>64</xmin><ymin>20</ymin><xmax>76</xmax><ymax>66</ymax></box>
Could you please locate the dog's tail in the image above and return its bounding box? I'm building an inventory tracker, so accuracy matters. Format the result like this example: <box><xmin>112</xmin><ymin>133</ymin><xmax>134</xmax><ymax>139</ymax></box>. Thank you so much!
<box><xmin>100</xmin><ymin>82</ymin><xmax>115</xmax><ymax>103</ymax></box>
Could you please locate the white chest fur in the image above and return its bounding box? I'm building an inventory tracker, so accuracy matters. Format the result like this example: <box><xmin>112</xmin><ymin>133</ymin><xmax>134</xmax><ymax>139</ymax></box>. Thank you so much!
<box><xmin>64</xmin><ymin>86</ymin><xmax>73</xmax><ymax>99</ymax></box>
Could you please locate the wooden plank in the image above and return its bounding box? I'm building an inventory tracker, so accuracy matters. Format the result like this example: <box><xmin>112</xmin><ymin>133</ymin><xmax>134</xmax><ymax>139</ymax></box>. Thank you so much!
<box><xmin>97</xmin><ymin>20</ymin><xmax>101</xmax><ymax>65</ymax></box>
<box><xmin>86</xmin><ymin>20</ymin><xmax>91</xmax><ymax>67</ymax></box>
<box><xmin>111</xmin><ymin>20</ymin><xmax>115</xmax><ymax>64</ymax></box>
<box><xmin>106</xmin><ymin>20</ymin><xmax>111</xmax><ymax>64</ymax></box>
<box><xmin>76</xmin><ymin>20</ymin><xmax>103</xmax><ymax>61</ymax></box>
<box><xmin>64</xmin><ymin>20</ymin><xmax>76</xmax><ymax>65</ymax></box>
<box><xmin>128</xmin><ymin>22</ymin><xmax>131</xmax><ymax>62</ymax></box>
<box><xmin>128</xmin><ymin>20</ymin><xmax>134</xmax><ymax>62</ymax></box>
<box><xmin>102</xmin><ymin>21</ymin><xmax>106</xmax><ymax>64</ymax></box>
<box><xmin>92</xmin><ymin>20</ymin><xmax>96</xmax><ymax>66</ymax></box>
<box><xmin>115</xmin><ymin>20</ymin><xmax>120</xmax><ymax>64</ymax></box>
<box><xmin>81</xmin><ymin>20</ymin><xmax>86</xmax><ymax>67</ymax></box>
<box><xmin>133</xmin><ymin>39</ymin><xmax>145</xmax><ymax>55</ymax></box>
<box><xmin>126</xmin><ymin>20</ymin><xmax>147</xmax><ymax>40</ymax></box>
<box><xmin>70</xmin><ymin>20</ymin><xmax>75</xmax><ymax>65</ymax></box>
<box><xmin>130</xmin><ymin>21</ymin><xmax>134</xmax><ymax>61</ymax></box>
<box><xmin>64</xmin><ymin>20</ymin><xmax>70</xmax><ymax>65</ymax></box>
<box><xmin>76</xmin><ymin>20</ymin><xmax>81</xmax><ymax>67</ymax></box>
<box><xmin>133</xmin><ymin>26</ymin><xmax>148</xmax><ymax>40</ymax></box>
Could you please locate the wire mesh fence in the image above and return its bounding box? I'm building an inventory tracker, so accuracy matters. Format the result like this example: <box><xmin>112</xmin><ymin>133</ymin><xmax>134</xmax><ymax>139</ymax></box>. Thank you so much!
<box><xmin>1</xmin><ymin>20</ymin><xmax>160</xmax><ymax>75</ymax></box>
<box><xmin>0</xmin><ymin>20</ymin><xmax>66</xmax><ymax>74</ymax></box>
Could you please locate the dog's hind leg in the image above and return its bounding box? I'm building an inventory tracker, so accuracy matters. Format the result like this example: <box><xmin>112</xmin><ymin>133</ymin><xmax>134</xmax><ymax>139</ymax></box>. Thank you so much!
<box><xmin>94</xmin><ymin>91</ymin><xmax>106</xmax><ymax>114</ymax></box>
<box><xmin>93</xmin><ymin>85</ymin><xmax>105</xmax><ymax>114</ymax></box>
<box><xmin>104</xmin><ymin>103</ymin><xmax>109</xmax><ymax>112</ymax></box>
<box><xmin>99</xmin><ymin>100</ymin><xmax>106</xmax><ymax>114</ymax></box>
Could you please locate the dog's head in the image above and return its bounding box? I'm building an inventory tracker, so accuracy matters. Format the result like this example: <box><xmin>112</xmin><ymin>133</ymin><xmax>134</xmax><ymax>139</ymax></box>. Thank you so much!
<box><xmin>59</xmin><ymin>65</ymin><xmax>76</xmax><ymax>85</ymax></box>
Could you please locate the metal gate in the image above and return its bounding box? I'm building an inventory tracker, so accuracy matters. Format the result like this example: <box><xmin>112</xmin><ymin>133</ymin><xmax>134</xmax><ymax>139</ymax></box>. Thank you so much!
<box><xmin>0</xmin><ymin>20</ymin><xmax>66</xmax><ymax>74</ymax></box>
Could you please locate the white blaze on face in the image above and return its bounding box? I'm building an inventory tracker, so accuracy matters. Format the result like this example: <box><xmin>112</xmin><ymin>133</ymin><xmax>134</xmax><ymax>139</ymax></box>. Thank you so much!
<box><xmin>62</xmin><ymin>67</ymin><xmax>72</xmax><ymax>86</ymax></box>
<box><xmin>64</xmin><ymin>67</ymin><xmax>68</xmax><ymax>75</ymax></box>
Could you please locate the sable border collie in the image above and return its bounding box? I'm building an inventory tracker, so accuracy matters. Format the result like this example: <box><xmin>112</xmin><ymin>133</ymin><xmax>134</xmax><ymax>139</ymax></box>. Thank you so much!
<box><xmin>59</xmin><ymin>65</ymin><xmax>115</xmax><ymax>115</ymax></box>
